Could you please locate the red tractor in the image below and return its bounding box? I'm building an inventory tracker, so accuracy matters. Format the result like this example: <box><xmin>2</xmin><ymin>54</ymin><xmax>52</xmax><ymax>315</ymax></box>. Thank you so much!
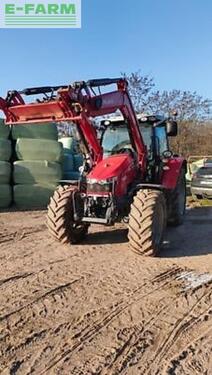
<box><xmin>0</xmin><ymin>78</ymin><xmax>186</xmax><ymax>255</ymax></box>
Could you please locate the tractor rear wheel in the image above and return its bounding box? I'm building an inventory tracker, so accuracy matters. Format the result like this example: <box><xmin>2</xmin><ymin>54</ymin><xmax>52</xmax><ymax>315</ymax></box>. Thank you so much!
<box><xmin>168</xmin><ymin>168</ymin><xmax>186</xmax><ymax>226</ymax></box>
<box><xmin>128</xmin><ymin>189</ymin><xmax>167</xmax><ymax>256</ymax></box>
<box><xmin>47</xmin><ymin>185</ymin><xmax>88</xmax><ymax>244</ymax></box>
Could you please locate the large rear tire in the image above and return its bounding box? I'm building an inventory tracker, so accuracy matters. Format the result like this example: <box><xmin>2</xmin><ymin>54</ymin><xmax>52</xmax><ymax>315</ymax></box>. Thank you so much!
<box><xmin>128</xmin><ymin>189</ymin><xmax>167</xmax><ymax>256</ymax></box>
<box><xmin>168</xmin><ymin>168</ymin><xmax>186</xmax><ymax>226</ymax></box>
<box><xmin>47</xmin><ymin>185</ymin><xmax>88</xmax><ymax>244</ymax></box>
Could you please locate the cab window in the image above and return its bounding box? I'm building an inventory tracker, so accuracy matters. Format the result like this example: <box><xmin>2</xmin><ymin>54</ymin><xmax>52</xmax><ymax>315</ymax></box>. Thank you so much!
<box><xmin>155</xmin><ymin>126</ymin><xmax>168</xmax><ymax>156</ymax></box>
<box><xmin>139</xmin><ymin>123</ymin><xmax>153</xmax><ymax>159</ymax></box>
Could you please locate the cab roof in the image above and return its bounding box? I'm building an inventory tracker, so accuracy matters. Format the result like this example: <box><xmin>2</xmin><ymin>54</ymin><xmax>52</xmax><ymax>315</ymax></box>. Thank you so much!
<box><xmin>104</xmin><ymin>113</ymin><xmax>165</xmax><ymax>124</ymax></box>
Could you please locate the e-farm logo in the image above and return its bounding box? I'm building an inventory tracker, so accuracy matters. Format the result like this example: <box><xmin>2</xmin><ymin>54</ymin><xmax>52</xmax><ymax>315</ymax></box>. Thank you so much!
<box><xmin>0</xmin><ymin>0</ymin><xmax>81</xmax><ymax>28</ymax></box>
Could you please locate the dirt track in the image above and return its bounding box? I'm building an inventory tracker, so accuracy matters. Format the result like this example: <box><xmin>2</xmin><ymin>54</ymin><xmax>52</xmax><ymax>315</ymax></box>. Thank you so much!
<box><xmin>0</xmin><ymin>205</ymin><xmax>211</xmax><ymax>374</ymax></box>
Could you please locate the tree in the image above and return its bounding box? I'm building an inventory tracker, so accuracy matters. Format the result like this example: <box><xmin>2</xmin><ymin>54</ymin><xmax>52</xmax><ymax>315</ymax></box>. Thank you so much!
<box><xmin>147</xmin><ymin>90</ymin><xmax>211</xmax><ymax>121</ymax></box>
<box><xmin>123</xmin><ymin>71</ymin><xmax>212</xmax><ymax>157</ymax></box>
<box><xmin>170</xmin><ymin>120</ymin><xmax>212</xmax><ymax>157</ymax></box>
<box><xmin>121</xmin><ymin>71</ymin><xmax>155</xmax><ymax>113</ymax></box>
<box><xmin>123</xmin><ymin>71</ymin><xmax>212</xmax><ymax>121</ymax></box>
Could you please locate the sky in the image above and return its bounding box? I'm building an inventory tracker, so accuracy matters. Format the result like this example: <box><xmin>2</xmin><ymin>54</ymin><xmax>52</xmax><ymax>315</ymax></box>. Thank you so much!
<box><xmin>0</xmin><ymin>0</ymin><xmax>212</xmax><ymax>99</ymax></box>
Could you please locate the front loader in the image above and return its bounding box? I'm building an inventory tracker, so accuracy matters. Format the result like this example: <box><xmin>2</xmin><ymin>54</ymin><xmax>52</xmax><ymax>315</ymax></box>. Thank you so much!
<box><xmin>0</xmin><ymin>78</ymin><xmax>186</xmax><ymax>255</ymax></box>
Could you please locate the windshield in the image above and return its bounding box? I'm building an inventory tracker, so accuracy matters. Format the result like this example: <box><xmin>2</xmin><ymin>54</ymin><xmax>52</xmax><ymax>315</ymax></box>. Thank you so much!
<box><xmin>102</xmin><ymin>125</ymin><xmax>131</xmax><ymax>156</ymax></box>
<box><xmin>197</xmin><ymin>167</ymin><xmax>212</xmax><ymax>176</ymax></box>
<box><xmin>102</xmin><ymin>121</ymin><xmax>153</xmax><ymax>158</ymax></box>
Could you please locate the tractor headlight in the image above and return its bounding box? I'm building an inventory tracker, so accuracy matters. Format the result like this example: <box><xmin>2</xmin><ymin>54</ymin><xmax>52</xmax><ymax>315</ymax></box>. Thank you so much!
<box><xmin>86</xmin><ymin>178</ymin><xmax>116</xmax><ymax>193</ymax></box>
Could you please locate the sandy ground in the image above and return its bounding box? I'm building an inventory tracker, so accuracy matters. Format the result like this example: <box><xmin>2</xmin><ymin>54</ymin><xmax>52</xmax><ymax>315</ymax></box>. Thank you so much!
<box><xmin>0</xmin><ymin>204</ymin><xmax>211</xmax><ymax>375</ymax></box>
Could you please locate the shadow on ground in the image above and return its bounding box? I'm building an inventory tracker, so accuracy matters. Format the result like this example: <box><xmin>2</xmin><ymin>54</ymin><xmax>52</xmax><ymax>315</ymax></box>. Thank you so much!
<box><xmin>86</xmin><ymin>228</ymin><xmax>128</xmax><ymax>245</ymax></box>
<box><xmin>162</xmin><ymin>206</ymin><xmax>212</xmax><ymax>258</ymax></box>
<box><xmin>85</xmin><ymin>206</ymin><xmax>212</xmax><ymax>257</ymax></box>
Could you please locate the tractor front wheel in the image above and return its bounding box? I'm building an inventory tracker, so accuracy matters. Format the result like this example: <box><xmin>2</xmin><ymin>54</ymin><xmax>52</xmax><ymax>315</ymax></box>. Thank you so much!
<box><xmin>47</xmin><ymin>185</ymin><xmax>88</xmax><ymax>244</ymax></box>
<box><xmin>128</xmin><ymin>189</ymin><xmax>167</xmax><ymax>256</ymax></box>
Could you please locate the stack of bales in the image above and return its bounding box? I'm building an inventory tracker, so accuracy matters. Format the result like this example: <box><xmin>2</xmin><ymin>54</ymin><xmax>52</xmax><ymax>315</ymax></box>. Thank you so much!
<box><xmin>12</xmin><ymin>123</ymin><xmax>63</xmax><ymax>209</ymax></box>
<box><xmin>0</xmin><ymin>119</ymin><xmax>12</xmax><ymax>208</ymax></box>
<box><xmin>60</xmin><ymin>137</ymin><xmax>83</xmax><ymax>180</ymax></box>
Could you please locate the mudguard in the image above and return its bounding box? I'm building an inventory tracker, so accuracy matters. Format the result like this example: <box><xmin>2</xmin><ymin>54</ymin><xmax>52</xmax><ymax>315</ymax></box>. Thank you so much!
<box><xmin>162</xmin><ymin>157</ymin><xmax>187</xmax><ymax>190</ymax></box>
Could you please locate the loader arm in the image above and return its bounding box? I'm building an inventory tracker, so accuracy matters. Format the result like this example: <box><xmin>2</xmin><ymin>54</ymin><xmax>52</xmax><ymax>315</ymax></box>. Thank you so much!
<box><xmin>0</xmin><ymin>78</ymin><xmax>146</xmax><ymax>170</ymax></box>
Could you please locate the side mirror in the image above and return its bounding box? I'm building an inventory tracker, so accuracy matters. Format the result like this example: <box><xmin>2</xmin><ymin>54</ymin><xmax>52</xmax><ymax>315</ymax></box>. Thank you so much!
<box><xmin>162</xmin><ymin>150</ymin><xmax>173</xmax><ymax>159</ymax></box>
<box><xmin>166</xmin><ymin>120</ymin><xmax>178</xmax><ymax>137</ymax></box>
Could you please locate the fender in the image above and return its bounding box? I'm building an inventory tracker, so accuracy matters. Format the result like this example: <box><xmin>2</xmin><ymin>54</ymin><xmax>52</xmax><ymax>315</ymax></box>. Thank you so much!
<box><xmin>162</xmin><ymin>157</ymin><xmax>187</xmax><ymax>190</ymax></box>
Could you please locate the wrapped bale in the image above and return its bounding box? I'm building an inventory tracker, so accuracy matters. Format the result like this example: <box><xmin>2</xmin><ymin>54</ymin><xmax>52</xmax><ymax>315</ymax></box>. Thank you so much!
<box><xmin>14</xmin><ymin>161</ymin><xmax>62</xmax><ymax>184</ymax></box>
<box><xmin>0</xmin><ymin>162</ymin><xmax>11</xmax><ymax>184</ymax></box>
<box><xmin>63</xmin><ymin>153</ymin><xmax>74</xmax><ymax>172</ymax></box>
<box><xmin>16</xmin><ymin>138</ymin><xmax>63</xmax><ymax>163</ymax></box>
<box><xmin>0</xmin><ymin>121</ymin><xmax>12</xmax><ymax>209</ymax></box>
<box><xmin>61</xmin><ymin>153</ymin><xmax>83</xmax><ymax>180</ymax></box>
<box><xmin>0</xmin><ymin>139</ymin><xmax>12</xmax><ymax>161</ymax></box>
<box><xmin>186</xmin><ymin>159</ymin><xmax>205</xmax><ymax>182</ymax></box>
<box><xmin>59</xmin><ymin>137</ymin><xmax>78</xmax><ymax>153</ymax></box>
<box><xmin>60</xmin><ymin>137</ymin><xmax>83</xmax><ymax>180</ymax></box>
<box><xmin>9</xmin><ymin>122</ymin><xmax>63</xmax><ymax>210</ymax></box>
<box><xmin>0</xmin><ymin>119</ymin><xmax>10</xmax><ymax>139</ymax></box>
<box><xmin>74</xmin><ymin>154</ymin><xmax>83</xmax><ymax>171</ymax></box>
<box><xmin>0</xmin><ymin>185</ymin><xmax>12</xmax><ymax>208</ymax></box>
<box><xmin>12</xmin><ymin>122</ymin><xmax>58</xmax><ymax>140</ymax></box>
<box><xmin>63</xmin><ymin>171</ymin><xmax>80</xmax><ymax>181</ymax></box>
<box><xmin>14</xmin><ymin>184</ymin><xmax>58</xmax><ymax>209</ymax></box>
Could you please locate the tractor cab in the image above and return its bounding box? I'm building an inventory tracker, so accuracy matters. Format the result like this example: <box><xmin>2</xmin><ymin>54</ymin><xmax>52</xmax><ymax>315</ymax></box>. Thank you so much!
<box><xmin>99</xmin><ymin>114</ymin><xmax>178</xmax><ymax>186</ymax></box>
<box><xmin>101</xmin><ymin>114</ymin><xmax>174</xmax><ymax>161</ymax></box>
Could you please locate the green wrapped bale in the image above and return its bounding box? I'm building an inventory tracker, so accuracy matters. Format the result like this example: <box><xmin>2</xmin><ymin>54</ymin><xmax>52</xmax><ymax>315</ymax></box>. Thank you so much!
<box><xmin>0</xmin><ymin>139</ymin><xmax>12</xmax><ymax>161</ymax></box>
<box><xmin>16</xmin><ymin>138</ymin><xmax>63</xmax><ymax>162</ymax></box>
<box><xmin>59</xmin><ymin>137</ymin><xmax>78</xmax><ymax>153</ymax></box>
<box><xmin>74</xmin><ymin>154</ymin><xmax>83</xmax><ymax>171</ymax></box>
<box><xmin>14</xmin><ymin>161</ymin><xmax>62</xmax><ymax>184</ymax></box>
<box><xmin>0</xmin><ymin>185</ymin><xmax>12</xmax><ymax>208</ymax></box>
<box><xmin>14</xmin><ymin>184</ymin><xmax>57</xmax><ymax>209</ymax></box>
<box><xmin>0</xmin><ymin>162</ymin><xmax>11</xmax><ymax>184</ymax></box>
<box><xmin>0</xmin><ymin>119</ymin><xmax>10</xmax><ymax>139</ymax></box>
<box><xmin>12</xmin><ymin>122</ymin><xmax>58</xmax><ymax>140</ymax></box>
<box><xmin>63</xmin><ymin>153</ymin><xmax>74</xmax><ymax>172</ymax></box>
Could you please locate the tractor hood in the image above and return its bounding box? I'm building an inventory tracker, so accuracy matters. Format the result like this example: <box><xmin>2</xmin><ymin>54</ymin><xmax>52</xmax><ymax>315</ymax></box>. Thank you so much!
<box><xmin>87</xmin><ymin>154</ymin><xmax>134</xmax><ymax>181</ymax></box>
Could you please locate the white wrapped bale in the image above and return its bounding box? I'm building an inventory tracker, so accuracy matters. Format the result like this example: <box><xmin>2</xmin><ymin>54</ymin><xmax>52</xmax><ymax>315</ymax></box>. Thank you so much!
<box><xmin>59</xmin><ymin>137</ymin><xmax>78</xmax><ymax>153</ymax></box>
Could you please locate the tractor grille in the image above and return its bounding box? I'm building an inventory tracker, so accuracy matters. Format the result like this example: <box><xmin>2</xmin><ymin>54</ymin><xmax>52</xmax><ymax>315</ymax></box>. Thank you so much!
<box><xmin>87</xmin><ymin>182</ymin><xmax>112</xmax><ymax>194</ymax></box>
